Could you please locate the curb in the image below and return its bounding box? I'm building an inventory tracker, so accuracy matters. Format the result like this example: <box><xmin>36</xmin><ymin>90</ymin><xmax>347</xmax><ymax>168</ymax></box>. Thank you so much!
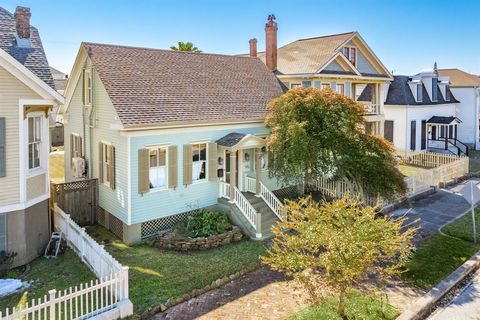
<box><xmin>140</xmin><ymin>265</ymin><xmax>260</xmax><ymax>319</ymax></box>
<box><xmin>397</xmin><ymin>250</ymin><xmax>480</xmax><ymax>320</ymax></box>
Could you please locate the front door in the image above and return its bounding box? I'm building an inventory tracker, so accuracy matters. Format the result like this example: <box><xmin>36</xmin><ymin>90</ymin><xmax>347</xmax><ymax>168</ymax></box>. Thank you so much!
<box><xmin>225</xmin><ymin>151</ymin><xmax>239</xmax><ymax>187</ymax></box>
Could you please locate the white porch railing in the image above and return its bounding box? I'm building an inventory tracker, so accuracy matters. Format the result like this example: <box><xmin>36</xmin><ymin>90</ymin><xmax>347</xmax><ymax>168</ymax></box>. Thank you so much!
<box><xmin>244</xmin><ymin>175</ymin><xmax>257</xmax><ymax>194</ymax></box>
<box><xmin>219</xmin><ymin>182</ymin><xmax>261</xmax><ymax>238</ymax></box>
<box><xmin>233</xmin><ymin>186</ymin><xmax>258</xmax><ymax>231</ymax></box>
<box><xmin>0</xmin><ymin>205</ymin><xmax>133</xmax><ymax>320</ymax></box>
<box><xmin>259</xmin><ymin>182</ymin><xmax>284</xmax><ymax>221</ymax></box>
<box><xmin>244</xmin><ymin>176</ymin><xmax>284</xmax><ymax>221</ymax></box>
<box><xmin>362</xmin><ymin>103</ymin><xmax>379</xmax><ymax>115</ymax></box>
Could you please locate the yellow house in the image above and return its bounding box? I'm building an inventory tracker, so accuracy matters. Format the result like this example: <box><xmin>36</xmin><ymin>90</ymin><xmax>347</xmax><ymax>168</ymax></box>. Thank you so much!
<box><xmin>0</xmin><ymin>6</ymin><xmax>64</xmax><ymax>266</ymax></box>
<box><xmin>248</xmin><ymin>16</ymin><xmax>393</xmax><ymax>136</ymax></box>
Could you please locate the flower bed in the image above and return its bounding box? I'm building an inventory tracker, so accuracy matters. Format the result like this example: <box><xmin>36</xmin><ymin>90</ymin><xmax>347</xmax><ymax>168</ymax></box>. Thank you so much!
<box><xmin>152</xmin><ymin>226</ymin><xmax>244</xmax><ymax>251</ymax></box>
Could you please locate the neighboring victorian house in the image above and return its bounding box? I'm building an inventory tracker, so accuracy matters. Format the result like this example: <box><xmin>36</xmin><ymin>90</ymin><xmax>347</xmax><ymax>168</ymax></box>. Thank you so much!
<box><xmin>438</xmin><ymin>68</ymin><xmax>480</xmax><ymax>150</ymax></box>
<box><xmin>384</xmin><ymin>65</ymin><xmax>466</xmax><ymax>155</ymax></box>
<box><xmin>49</xmin><ymin>67</ymin><xmax>68</xmax><ymax>146</ymax></box>
<box><xmin>0</xmin><ymin>6</ymin><xmax>64</xmax><ymax>266</ymax></box>
<box><xmin>59</xmin><ymin>42</ymin><xmax>286</xmax><ymax>244</ymax></box>
<box><xmin>246</xmin><ymin>15</ymin><xmax>393</xmax><ymax>137</ymax></box>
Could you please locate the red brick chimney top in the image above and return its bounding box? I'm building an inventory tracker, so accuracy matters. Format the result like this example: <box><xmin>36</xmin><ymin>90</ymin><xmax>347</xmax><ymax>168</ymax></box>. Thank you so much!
<box><xmin>249</xmin><ymin>38</ymin><xmax>257</xmax><ymax>58</ymax></box>
<box><xmin>265</xmin><ymin>14</ymin><xmax>277</xmax><ymax>71</ymax></box>
<box><xmin>15</xmin><ymin>6</ymin><xmax>31</xmax><ymax>39</ymax></box>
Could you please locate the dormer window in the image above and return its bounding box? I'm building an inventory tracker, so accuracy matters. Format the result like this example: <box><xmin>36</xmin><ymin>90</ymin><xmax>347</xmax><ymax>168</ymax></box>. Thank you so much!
<box><xmin>445</xmin><ymin>85</ymin><xmax>450</xmax><ymax>101</ymax></box>
<box><xmin>416</xmin><ymin>84</ymin><xmax>423</xmax><ymax>102</ymax></box>
<box><xmin>432</xmin><ymin>77</ymin><xmax>438</xmax><ymax>102</ymax></box>
<box><xmin>343</xmin><ymin>46</ymin><xmax>356</xmax><ymax>66</ymax></box>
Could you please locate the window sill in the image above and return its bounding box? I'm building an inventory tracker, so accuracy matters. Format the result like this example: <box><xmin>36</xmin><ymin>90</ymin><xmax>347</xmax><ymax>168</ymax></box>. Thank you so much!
<box><xmin>27</xmin><ymin>167</ymin><xmax>46</xmax><ymax>178</ymax></box>
<box><xmin>192</xmin><ymin>179</ymin><xmax>208</xmax><ymax>185</ymax></box>
<box><xmin>146</xmin><ymin>187</ymin><xmax>168</xmax><ymax>195</ymax></box>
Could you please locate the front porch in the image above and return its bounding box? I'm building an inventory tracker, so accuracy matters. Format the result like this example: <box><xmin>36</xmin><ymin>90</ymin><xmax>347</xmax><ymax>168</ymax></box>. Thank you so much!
<box><xmin>426</xmin><ymin>116</ymin><xmax>468</xmax><ymax>156</ymax></box>
<box><xmin>215</xmin><ymin>133</ymin><xmax>284</xmax><ymax>239</ymax></box>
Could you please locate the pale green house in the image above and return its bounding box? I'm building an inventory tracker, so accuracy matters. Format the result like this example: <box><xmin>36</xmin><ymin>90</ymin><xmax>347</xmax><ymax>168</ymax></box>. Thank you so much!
<box><xmin>59</xmin><ymin>42</ymin><xmax>287</xmax><ymax>244</ymax></box>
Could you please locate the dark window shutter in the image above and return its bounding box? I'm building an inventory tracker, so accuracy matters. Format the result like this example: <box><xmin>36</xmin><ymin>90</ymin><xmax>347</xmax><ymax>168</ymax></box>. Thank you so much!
<box><xmin>410</xmin><ymin>120</ymin><xmax>416</xmax><ymax>151</ymax></box>
<box><xmin>0</xmin><ymin>118</ymin><xmax>5</xmax><ymax>177</ymax></box>
<box><xmin>384</xmin><ymin>120</ymin><xmax>394</xmax><ymax>142</ymax></box>
<box><xmin>421</xmin><ymin>120</ymin><xmax>427</xmax><ymax>150</ymax></box>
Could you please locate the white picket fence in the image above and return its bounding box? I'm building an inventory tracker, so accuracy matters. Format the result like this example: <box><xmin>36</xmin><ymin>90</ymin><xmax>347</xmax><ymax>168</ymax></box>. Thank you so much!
<box><xmin>312</xmin><ymin>151</ymin><xmax>469</xmax><ymax>208</ymax></box>
<box><xmin>0</xmin><ymin>205</ymin><xmax>133</xmax><ymax>320</ymax></box>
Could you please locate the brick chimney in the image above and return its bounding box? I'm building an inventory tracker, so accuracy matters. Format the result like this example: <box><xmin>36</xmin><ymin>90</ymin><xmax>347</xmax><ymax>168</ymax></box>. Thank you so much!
<box><xmin>265</xmin><ymin>14</ymin><xmax>277</xmax><ymax>71</ymax></box>
<box><xmin>249</xmin><ymin>38</ymin><xmax>257</xmax><ymax>58</ymax></box>
<box><xmin>15</xmin><ymin>6</ymin><xmax>31</xmax><ymax>39</ymax></box>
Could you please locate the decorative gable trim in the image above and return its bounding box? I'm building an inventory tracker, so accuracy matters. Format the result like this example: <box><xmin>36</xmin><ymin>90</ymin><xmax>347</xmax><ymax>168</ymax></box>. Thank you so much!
<box><xmin>345</xmin><ymin>33</ymin><xmax>393</xmax><ymax>80</ymax></box>
<box><xmin>316</xmin><ymin>52</ymin><xmax>361</xmax><ymax>76</ymax></box>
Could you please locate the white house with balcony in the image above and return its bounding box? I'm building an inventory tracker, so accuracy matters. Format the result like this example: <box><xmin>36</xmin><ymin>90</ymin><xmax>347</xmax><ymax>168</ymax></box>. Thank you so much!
<box><xmin>384</xmin><ymin>66</ymin><xmax>468</xmax><ymax>156</ymax></box>
<box><xmin>245</xmin><ymin>16</ymin><xmax>393</xmax><ymax>136</ymax></box>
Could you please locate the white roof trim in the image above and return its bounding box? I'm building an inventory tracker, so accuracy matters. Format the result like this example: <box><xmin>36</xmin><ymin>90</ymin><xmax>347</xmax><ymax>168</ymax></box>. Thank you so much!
<box><xmin>316</xmin><ymin>52</ymin><xmax>361</xmax><ymax>76</ymax></box>
<box><xmin>0</xmin><ymin>48</ymin><xmax>64</xmax><ymax>105</ymax></box>
<box><xmin>58</xmin><ymin>44</ymin><xmax>87</xmax><ymax>115</ymax></box>
<box><xmin>348</xmin><ymin>33</ymin><xmax>393</xmax><ymax>80</ymax></box>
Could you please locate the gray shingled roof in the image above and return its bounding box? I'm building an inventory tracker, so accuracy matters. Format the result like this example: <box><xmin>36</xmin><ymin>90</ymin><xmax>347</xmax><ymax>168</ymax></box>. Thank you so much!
<box><xmin>385</xmin><ymin>76</ymin><xmax>459</xmax><ymax>106</ymax></box>
<box><xmin>0</xmin><ymin>6</ymin><xmax>55</xmax><ymax>89</ymax></box>
<box><xmin>83</xmin><ymin>42</ymin><xmax>285</xmax><ymax>127</ymax></box>
<box><xmin>216</xmin><ymin>132</ymin><xmax>247</xmax><ymax>147</ymax></box>
<box><xmin>427</xmin><ymin>116</ymin><xmax>461</xmax><ymax>125</ymax></box>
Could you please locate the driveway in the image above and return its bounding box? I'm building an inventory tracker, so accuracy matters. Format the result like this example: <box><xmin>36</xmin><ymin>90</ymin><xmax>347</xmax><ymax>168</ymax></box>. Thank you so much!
<box><xmin>389</xmin><ymin>178</ymin><xmax>479</xmax><ymax>242</ymax></box>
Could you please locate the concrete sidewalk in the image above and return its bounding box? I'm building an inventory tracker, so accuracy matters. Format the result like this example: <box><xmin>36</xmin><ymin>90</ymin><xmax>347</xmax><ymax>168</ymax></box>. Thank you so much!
<box><xmin>388</xmin><ymin>178</ymin><xmax>479</xmax><ymax>241</ymax></box>
<box><xmin>429</xmin><ymin>269</ymin><xmax>480</xmax><ymax>320</ymax></box>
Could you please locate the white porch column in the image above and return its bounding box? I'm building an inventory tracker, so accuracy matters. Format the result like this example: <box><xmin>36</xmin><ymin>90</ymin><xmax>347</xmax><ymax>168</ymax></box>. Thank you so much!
<box><xmin>229</xmin><ymin>151</ymin><xmax>237</xmax><ymax>201</ymax></box>
<box><xmin>255</xmin><ymin>147</ymin><xmax>262</xmax><ymax>196</ymax></box>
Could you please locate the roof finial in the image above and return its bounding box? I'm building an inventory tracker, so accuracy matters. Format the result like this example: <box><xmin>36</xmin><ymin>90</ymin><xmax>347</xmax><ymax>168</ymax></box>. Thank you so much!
<box><xmin>434</xmin><ymin>61</ymin><xmax>438</xmax><ymax>75</ymax></box>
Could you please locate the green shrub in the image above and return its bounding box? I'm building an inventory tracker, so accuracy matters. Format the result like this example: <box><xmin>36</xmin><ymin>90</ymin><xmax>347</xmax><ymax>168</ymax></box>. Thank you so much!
<box><xmin>186</xmin><ymin>211</ymin><xmax>231</xmax><ymax>238</ymax></box>
<box><xmin>0</xmin><ymin>251</ymin><xmax>17</xmax><ymax>277</ymax></box>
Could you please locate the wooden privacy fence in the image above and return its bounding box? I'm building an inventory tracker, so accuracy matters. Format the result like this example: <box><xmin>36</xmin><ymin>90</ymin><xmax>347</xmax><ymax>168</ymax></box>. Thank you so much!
<box><xmin>311</xmin><ymin>152</ymin><xmax>469</xmax><ymax>207</ymax></box>
<box><xmin>51</xmin><ymin>179</ymin><xmax>98</xmax><ymax>226</ymax></box>
<box><xmin>0</xmin><ymin>205</ymin><xmax>132</xmax><ymax>320</ymax></box>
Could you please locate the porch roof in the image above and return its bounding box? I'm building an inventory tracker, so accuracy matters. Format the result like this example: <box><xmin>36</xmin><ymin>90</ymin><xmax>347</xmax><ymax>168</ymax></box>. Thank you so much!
<box><xmin>427</xmin><ymin>116</ymin><xmax>462</xmax><ymax>125</ymax></box>
<box><xmin>216</xmin><ymin>132</ymin><xmax>265</xmax><ymax>150</ymax></box>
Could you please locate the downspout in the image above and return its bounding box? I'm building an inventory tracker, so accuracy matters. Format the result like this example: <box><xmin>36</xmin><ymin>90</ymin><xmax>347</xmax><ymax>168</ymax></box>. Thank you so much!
<box><xmin>88</xmin><ymin>68</ymin><xmax>96</xmax><ymax>179</ymax></box>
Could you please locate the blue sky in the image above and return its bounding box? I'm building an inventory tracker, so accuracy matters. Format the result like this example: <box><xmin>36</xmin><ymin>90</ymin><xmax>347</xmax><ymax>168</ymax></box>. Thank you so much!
<box><xmin>3</xmin><ymin>0</ymin><xmax>479</xmax><ymax>75</ymax></box>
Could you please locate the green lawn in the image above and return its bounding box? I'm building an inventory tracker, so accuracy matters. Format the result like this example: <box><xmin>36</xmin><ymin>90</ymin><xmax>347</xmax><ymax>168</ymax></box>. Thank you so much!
<box><xmin>398</xmin><ymin>164</ymin><xmax>427</xmax><ymax>177</ymax></box>
<box><xmin>0</xmin><ymin>248</ymin><xmax>96</xmax><ymax>311</ymax></box>
<box><xmin>402</xmin><ymin>209</ymin><xmax>480</xmax><ymax>290</ymax></box>
<box><xmin>468</xmin><ymin>150</ymin><xmax>480</xmax><ymax>174</ymax></box>
<box><xmin>289</xmin><ymin>290</ymin><xmax>399</xmax><ymax>320</ymax></box>
<box><xmin>442</xmin><ymin>209</ymin><xmax>480</xmax><ymax>243</ymax></box>
<box><xmin>87</xmin><ymin>226</ymin><xmax>267</xmax><ymax>314</ymax></box>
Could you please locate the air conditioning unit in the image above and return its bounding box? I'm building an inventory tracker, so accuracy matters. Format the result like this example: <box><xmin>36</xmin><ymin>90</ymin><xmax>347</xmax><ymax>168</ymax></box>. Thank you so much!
<box><xmin>72</xmin><ymin>157</ymin><xmax>86</xmax><ymax>178</ymax></box>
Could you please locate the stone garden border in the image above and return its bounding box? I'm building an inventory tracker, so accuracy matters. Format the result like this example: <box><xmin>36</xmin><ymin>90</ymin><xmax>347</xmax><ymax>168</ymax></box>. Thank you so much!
<box><xmin>151</xmin><ymin>226</ymin><xmax>244</xmax><ymax>251</ymax></box>
<box><xmin>140</xmin><ymin>265</ymin><xmax>259</xmax><ymax>319</ymax></box>
<box><xmin>397</xmin><ymin>249</ymin><xmax>480</xmax><ymax>320</ymax></box>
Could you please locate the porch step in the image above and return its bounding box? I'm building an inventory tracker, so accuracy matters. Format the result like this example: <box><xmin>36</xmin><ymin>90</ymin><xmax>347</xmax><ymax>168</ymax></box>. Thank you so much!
<box><xmin>218</xmin><ymin>192</ymin><xmax>280</xmax><ymax>240</ymax></box>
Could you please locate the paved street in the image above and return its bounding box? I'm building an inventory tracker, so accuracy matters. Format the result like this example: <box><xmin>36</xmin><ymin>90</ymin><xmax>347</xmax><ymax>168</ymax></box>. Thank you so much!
<box><xmin>429</xmin><ymin>270</ymin><xmax>480</xmax><ymax>320</ymax></box>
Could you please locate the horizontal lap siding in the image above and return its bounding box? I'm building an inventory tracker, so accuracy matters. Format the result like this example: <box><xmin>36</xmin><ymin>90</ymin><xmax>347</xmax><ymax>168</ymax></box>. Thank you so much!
<box><xmin>130</xmin><ymin>126</ymin><xmax>271</xmax><ymax>225</ymax></box>
<box><xmin>64</xmin><ymin>77</ymin><xmax>85</xmax><ymax>182</ymax></box>
<box><xmin>64</xmin><ymin>64</ymin><xmax>128</xmax><ymax>223</ymax></box>
<box><xmin>0</xmin><ymin>67</ymin><xmax>42</xmax><ymax>206</ymax></box>
<box><xmin>90</xmin><ymin>72</ymin><xmax>128</xmax><ymax>223</ymax></box>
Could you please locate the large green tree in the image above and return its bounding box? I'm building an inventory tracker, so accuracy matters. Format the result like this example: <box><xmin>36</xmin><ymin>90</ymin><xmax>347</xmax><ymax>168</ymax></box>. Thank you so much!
<box><xmin>262</xmin><ymin>196</ymin><xmax>414</xmax><ymax>317</ymax></box>
<box><xmin>170</xmin><ymin>41</ymin><xmax>202</xmax><ymax>52</ymax></box>
<box><xmin>265</xmin><ymin>87</ymin><xmax>405</xmax><ymax>200</ymax></box>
